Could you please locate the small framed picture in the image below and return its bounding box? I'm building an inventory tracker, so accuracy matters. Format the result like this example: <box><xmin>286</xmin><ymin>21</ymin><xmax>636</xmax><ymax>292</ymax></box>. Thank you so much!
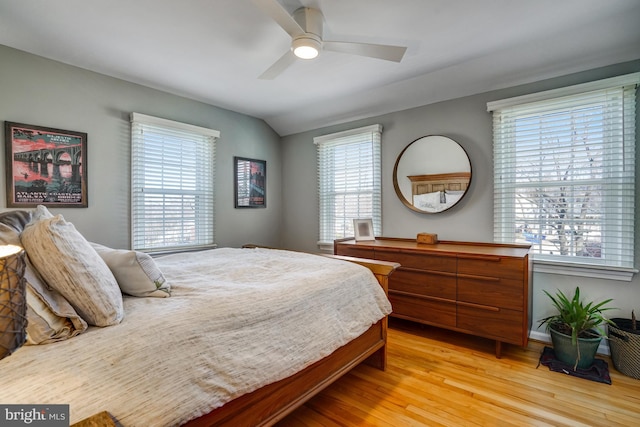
<box><xmin>353</xmin><ymin>218</ymin><xmax>375</xmax><ymax>241</ymax></box>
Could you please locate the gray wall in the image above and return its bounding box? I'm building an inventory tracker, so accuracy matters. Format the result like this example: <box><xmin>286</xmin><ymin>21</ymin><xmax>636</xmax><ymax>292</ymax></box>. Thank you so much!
<box><xmin>0</xmin><ymin>45</ymin><xmax>282</xmax><ymax>249</ymax></box>
<box><xmin>280</xmin><ymin>60</ymin><xmax>640</xmax><ymax>338</ymax></box>
<box><xmin>2</xmin><ymin>43</ymin><xmax>639</xmax><ymax>342</ymax></box>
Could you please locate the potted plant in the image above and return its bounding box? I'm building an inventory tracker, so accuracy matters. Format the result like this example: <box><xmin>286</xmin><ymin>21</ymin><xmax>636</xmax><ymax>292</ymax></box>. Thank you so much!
<box><xmin>538</xmin><ymin>286</ymin><xmax>615</xmax><ymax>370</ymax></box>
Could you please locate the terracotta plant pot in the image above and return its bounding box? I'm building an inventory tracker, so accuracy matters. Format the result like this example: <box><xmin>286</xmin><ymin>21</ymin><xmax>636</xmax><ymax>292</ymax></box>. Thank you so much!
<box><xmin>550</xmin><ymin>327</ymin><xmax>601</xmax><ymax>369</ymax></box>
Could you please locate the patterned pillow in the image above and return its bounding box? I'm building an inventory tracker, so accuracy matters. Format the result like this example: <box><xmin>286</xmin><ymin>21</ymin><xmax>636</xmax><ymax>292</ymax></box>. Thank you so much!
<box><xmin>20</xmin><ymin>206</ymin><xmax>124</xmax><ymax>327</ymax></box>
<box><xmin>0</xmin><ymin>210</ymin><xmax>87</xmax><ymax>343</ymax></box>
<box><xmin>25</xmin><ymin>265</ymin><xmax>88</xmax><ymax>344</ymax></box>
<box><xmin>90</xmin><ymin>242</ymin><xmax>171</xmax><ymax>298</ymax></box>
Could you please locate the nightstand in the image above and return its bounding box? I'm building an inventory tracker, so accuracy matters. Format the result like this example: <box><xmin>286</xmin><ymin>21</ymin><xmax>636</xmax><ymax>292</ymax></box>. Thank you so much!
<box><xmin>71</xmin><ymin>411</ymin><xmax>117</xmax><ymax>427</ymax></box>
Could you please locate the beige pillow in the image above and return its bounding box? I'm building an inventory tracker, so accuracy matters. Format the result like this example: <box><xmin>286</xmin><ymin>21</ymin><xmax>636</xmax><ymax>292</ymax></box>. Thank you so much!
<box><xmin>0</xmin><ymin>212</ymin><xmax>87</xmax><ymax>343</ymax></box>
<box><xmin>90</xmin><ymin>242</ymin><xmax>171</xmax><ymax>298</ymax></box>
<box><xmin>20</xmin><ymin>206</ymin><xmax>124</xmax><ymax>327</ymax></box>
<box><xmin>25</xmin><ymin>267</ymin><xmax>88</xmax><ymax>344</ymax></box>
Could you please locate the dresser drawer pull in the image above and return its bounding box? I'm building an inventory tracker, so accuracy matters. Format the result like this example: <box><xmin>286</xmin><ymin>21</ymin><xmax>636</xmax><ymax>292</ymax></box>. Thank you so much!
<box><xmin>458</xmin><ymin>273</ymin><xmax>501</xmax><ymax>282</ymax></box>
<box><xmin>400</xmin><ymin>267</ymin><xmax>456</xmax><ymax>277</ymax></box>
<box><xmin>458</xmin><ymin>254</ymin><xmax>502</xmax><ymax>262</ymax></box>
<box><xmin>457</xmin><ymin>301</ymin><xmax>500</xmax><ymax>312</ymax></box>
<box><xmin>390</xmin><ymin>290</ymin><xmax>454</xmax><ymax>304</ymax></box>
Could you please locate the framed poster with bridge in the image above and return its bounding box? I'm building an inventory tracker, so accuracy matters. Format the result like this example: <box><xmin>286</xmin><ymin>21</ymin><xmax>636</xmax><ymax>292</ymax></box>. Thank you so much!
<box><xmin>4</xmin><ymin>121</ymin><xmax>88</xmax><ymax>207</ymax></box>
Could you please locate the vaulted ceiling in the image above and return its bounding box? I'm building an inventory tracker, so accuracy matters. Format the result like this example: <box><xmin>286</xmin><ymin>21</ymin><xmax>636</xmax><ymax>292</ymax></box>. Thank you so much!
<box><xmin>1</xmin><ymin>0</ymin><xmax>639</xmax><ymax>135</ymax></box>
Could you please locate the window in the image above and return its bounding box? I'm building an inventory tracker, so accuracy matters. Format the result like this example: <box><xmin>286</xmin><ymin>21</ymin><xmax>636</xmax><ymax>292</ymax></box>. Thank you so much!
<box><xmin>130</xmin><ymin>113</ymin><xmax>220</xmax><ymax>252</ymax></box>
<box><xmin>315</xmin><ymin>124</ymin><xmax>382</xmax><ymax>250</ymax></box>
<box><xmin>488</xmin><ymin>73</ymin><xmax>638</xmax><ymax>279</ymax></box>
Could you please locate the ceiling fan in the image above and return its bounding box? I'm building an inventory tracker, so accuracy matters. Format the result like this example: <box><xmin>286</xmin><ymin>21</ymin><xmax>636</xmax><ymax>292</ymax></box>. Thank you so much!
<box><xmin>253</xmin><ymin>0</ymin><xmax>408</xmax><ymax>79</ymax></box>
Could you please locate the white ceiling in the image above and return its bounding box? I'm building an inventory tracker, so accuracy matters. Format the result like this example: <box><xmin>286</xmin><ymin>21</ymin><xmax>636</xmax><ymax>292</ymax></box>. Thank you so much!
<box><xmin>1</xmin><ymin>0</ymin><xmax>639</xmax><ymax>136</ymax></box>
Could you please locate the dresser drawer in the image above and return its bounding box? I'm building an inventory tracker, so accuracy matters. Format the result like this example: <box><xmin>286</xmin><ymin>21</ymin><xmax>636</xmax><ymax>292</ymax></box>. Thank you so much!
<box><xmin>457</xmin><ymin>255</ymin><xmax>524</xmax><ymax>280</ymax></box>
<box><xmin>375</xmin><ymin>249</ymin><xmax>456</xmax><ymax>272</ymax></box>
<box><xmin>389</xmin><ymin>293</ymin><xmax>456</xmax><ymax>327</ymax></box>
<box><xmin>390</xmin><ymin>269</ymin><xmax>456</xmax><ymax>300</ymax></box>
<box><xmin>335</xmin><ymin>245</ymin><xmax>374</xmax><ymax>259</ymax></box>
<box><xmin>457</xmin><ymin>275</ymin><xmax>523</xmax><ymax>311</ymax></box>
<box><xmin>457</xmin><ymin>304</ymin><xmax>525</xmax><ymax>345</ymax></box>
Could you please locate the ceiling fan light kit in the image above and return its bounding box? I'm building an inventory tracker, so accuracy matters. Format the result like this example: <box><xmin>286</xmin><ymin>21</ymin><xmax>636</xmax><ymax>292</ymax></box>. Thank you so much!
<box><xmin>254</xmin><ymin>0</ymin><xmax>408</xmax><ymax>79</ymax></box>
<box><xmin>292</xmin><ymin>36</ymin><xmax>321</xmax><ymax>59</ymax></box>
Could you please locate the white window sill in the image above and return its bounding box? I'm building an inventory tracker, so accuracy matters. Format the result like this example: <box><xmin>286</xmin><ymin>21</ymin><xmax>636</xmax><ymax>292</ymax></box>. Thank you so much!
<box><xmin>145</xmin><ymin>244</ymin><xmax>218</xmax><ymax>257</ymax></box>
<box><xmin>533</xmin><ymin>259</ymin><xmax>637</xmax><ymax>282</ymax></box>
<box><xmin>317</xmin><ymin>242</ymin><xmax>334</xmax><ymax>254</ymax></box>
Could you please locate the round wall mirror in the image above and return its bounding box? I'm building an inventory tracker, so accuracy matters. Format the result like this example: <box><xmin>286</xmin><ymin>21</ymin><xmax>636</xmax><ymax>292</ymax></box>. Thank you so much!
<box><xmin>393</xmin><ymin>135</ymin><xmax>472</xmax><ymax>213</ymax></box>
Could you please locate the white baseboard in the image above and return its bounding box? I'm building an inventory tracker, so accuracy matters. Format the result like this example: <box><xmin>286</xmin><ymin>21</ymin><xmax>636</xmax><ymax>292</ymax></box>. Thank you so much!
<box><xmin>528</xmin><ymin>330</ymin><xmax>551</xmax><ymax>344</ymax></box>
<box><xmin>528</xmin><ymin>330</ymin><xmax>610</xmax><ymax>356</ymax></box>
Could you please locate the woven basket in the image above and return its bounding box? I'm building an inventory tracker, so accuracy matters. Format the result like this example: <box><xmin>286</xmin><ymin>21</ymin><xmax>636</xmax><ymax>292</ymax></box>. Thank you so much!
<box><xmin>0</xmin><ymin>247</ymin><xmax>27</xmax><ymax>360</ymax></box>
<box><xmin>608</xmin><ymin>318</ymin><xmax>640</xmax><ymax>379</ymax></box>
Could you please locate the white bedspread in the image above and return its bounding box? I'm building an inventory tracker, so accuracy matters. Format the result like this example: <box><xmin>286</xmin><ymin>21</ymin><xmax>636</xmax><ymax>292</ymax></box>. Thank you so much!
<box><xmin>0</xmin><ymin>248</ymin><xmax>391</xmax><ymax>426</ymax></box>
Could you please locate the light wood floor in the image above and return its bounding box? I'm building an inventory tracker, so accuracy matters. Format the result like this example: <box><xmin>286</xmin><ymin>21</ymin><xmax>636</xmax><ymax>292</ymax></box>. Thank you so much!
<box><xmin>277</xmin><ymin>318</ymin><xmax>640</xmax><ymax>427</ymax></box>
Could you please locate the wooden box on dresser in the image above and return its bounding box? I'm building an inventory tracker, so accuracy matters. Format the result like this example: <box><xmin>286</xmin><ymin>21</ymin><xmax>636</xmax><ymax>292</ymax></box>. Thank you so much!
<box><xmin>334</xmin><ymin>237</ymin><xmax>532</xmax><ymax>358</ymax></box>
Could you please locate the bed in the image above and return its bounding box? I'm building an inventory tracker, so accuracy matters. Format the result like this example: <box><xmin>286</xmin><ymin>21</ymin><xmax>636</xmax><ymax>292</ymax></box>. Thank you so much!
<box><xmin>408</xmin><ymin>171</ymin><xmax>471</xmax><ymax>212</ymax></box>
<box><xmin>0</xmin><ymin>208</ymin><xmax>397</xmax><ymax>426</ymax></box>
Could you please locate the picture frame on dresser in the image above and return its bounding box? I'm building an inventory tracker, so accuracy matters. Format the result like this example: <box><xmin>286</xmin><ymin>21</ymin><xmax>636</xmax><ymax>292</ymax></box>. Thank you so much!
<box><xmin>354</xmin><ymin>218</ymin><xmax>375</xmax><ymax>241</ymax></box>
<box><xmin>4</xmin><ymin>121</ymin><xmax>87</xmax><ymax>208</ymax></box>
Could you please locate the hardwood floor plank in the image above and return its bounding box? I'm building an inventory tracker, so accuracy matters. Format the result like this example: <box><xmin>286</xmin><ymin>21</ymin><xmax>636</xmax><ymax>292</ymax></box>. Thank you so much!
<box><xmin>278</xmin><ymin>319</ymin><xmax>640</xmax><ymax>426</ymax></box>
<box><xmin>379</xmin><ymin>366</ymin><xmax>555</xmax><ymax>427</ymax></box>
<box><xmin>280</xmin><ymin>405</ymin><xmax>342</xmax><ymax>427</ymax></box>
<box><xmin>311</xmin><ymin>382</ymin><xmax>431</xmax><ymax>426</ymax></box>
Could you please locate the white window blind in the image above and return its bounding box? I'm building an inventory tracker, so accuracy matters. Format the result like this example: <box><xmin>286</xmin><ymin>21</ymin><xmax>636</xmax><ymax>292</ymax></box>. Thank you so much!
<box><xmin>488</xmin><ymin>73</ymin><xmax>638</xmax><ymax>272</ymax></box>
<box><xmin>130</xmin><ymin>113</ymin><xmax>220</xmax><ymax>252</ymax></box>
<box><xmin>315</xmin><ymin>124</ymin><xmax>382</xmax><ymax>248</ymax></box>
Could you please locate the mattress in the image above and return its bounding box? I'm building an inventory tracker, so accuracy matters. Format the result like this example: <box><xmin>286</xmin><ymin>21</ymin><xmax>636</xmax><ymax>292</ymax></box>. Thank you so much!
<box><xmin>0</xmin><ymin>247</ymin><xmax>391</xmax><ymax>426</ymax></box>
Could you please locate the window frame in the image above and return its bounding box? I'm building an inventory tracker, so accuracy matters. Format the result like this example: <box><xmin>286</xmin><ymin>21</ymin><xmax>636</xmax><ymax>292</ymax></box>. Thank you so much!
<box><xmin>130</xmin><ymin>113</ymin><xmax>220</xmax><ymax>253</ymax></box>
<box><xmin>488</xmin><ymin>73</ymin><xmax>639</xmax><ymax>281</ymax></box>
<box><xmin>314</xmin><ymin>124</ymin><xmax>383</xmax><ymax>252</ymax></box>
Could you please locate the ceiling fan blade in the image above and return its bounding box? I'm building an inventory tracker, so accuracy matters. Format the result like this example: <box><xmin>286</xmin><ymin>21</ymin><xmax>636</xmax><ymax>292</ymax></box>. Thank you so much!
<box><xmin>323</xmin><ymin>41</ymin><xmax>407</xmax><ymax>62</ymax></box>
<box><xmin>252</xmin><ymin>0</ymin><xmax>304</xmax><ymax>38</ymax></box>
<box><xmin>258</xmin><ymin>50</ymin><xmax>297</xmax><ymax>79</ymax></box>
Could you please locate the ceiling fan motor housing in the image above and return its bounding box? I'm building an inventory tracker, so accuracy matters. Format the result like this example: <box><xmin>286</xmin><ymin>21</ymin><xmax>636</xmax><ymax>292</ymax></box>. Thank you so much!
<box><xmin>293</xmin><ymin>7</ymin><xmax>323</xmax><ymax>38</ymax></box>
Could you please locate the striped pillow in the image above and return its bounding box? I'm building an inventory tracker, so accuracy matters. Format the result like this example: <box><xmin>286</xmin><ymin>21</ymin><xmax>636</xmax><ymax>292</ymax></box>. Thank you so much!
<box><xmin>0</xmin><ymin>210</ymin><xmax>87</xmax><ymax>343</ymax></box>
<box><xmin>91</xmin><ymin>242</ymin><xmax>171</xmax><ymax>298</ymax></box>
<box><xmin>20</xmin><ymin>206</ymin><xmax>124</xmax><ymax>327</ymax></box>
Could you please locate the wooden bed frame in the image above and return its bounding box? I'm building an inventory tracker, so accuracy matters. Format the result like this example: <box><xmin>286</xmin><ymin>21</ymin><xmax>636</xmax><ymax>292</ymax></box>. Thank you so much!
<box><xmin>408</xmin><ymin>171</ymin><xmax>471</xmax><ymax>198</ymax></box>
<box><xmin>182</xmin><ymin>255</ymin><xmax>399</xmax><ymax>427</ymax></box>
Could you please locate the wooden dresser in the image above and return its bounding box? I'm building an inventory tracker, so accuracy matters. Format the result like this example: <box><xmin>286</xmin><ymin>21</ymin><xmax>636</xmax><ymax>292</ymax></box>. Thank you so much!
<box><xmin>334</xmin><ymin>237</ymin><xmax>532</xmax><ymax>357</ymax></box>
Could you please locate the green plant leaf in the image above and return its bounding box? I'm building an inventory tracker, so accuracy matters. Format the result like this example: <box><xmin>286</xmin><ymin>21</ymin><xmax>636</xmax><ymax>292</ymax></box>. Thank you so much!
<box><xmin>538</xmin><ymin>286</ymin><xmax>616</xmax><ymax>354</ymax></box>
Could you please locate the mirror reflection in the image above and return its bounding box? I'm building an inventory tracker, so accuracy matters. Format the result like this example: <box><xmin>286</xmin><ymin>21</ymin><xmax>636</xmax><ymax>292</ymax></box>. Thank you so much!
<box><xmin>393</xmin><ymin>135</ymin><xmax>471</xmax><ymax>213</ymax></box>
